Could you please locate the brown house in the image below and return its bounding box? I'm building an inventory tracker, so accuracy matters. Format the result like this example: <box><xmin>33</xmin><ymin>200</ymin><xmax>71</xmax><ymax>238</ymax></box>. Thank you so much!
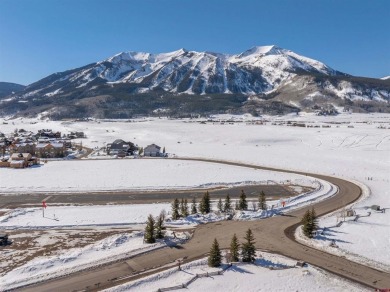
<box><xmin>10</xmin><ymin>143</ymin><xmax>36</xmax><ymax>156</ymax></box>
<box><xmin>10</xmin><ymin>153</ymin><xmax>38</xmax><ymax>168</ymax></box>
<box><xmin>36</xmin><ymin>142</ymin><xmax>65</xmax><ymax>158</ymax></box>
<box><xmin>0</xmin><ymin>158</ymin><xmax>10</xmax><ymax>168</ymax></box>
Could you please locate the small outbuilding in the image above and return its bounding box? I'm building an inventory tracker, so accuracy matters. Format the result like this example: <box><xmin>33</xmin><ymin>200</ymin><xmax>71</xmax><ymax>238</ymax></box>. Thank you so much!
<box><xmin>371</xmin><ymin>205</ymin><xmax>381</xmax><ymax>211</ymax></box>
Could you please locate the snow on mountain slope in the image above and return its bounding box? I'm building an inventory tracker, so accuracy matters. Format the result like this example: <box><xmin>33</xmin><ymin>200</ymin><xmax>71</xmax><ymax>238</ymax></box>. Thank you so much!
<box><xmin>3</xmin><ymin>46</ymin><xmax>389</xmax><ymax>119</ymax></box>
<box><xmin>20</xmin><ymin>46</ymin><xmax>343</xmax><ymax>97</ymax></box>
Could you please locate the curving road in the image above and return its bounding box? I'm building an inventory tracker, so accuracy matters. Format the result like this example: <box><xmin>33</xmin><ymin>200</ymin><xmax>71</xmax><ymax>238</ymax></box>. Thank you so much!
<box><xmin>21</xmin><ymin>158</ymin><xmax>390</xmax><ymax>291</ymax></box>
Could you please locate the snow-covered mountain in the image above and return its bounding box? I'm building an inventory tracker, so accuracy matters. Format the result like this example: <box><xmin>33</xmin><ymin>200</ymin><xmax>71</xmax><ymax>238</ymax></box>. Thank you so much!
<box><xmin>24</xmin><ymin>45</ymin><xmax>343</xmax><ymax>96</ymax></box>
<box><xmin>2</xmin><ymin>46</ymin><xmax>390</xmax><ymax>118</ymax></box>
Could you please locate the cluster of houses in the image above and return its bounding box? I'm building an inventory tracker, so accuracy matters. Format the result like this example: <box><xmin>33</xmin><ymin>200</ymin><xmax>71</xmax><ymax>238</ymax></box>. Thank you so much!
<box><xmin>105</xmin><ymin>139</ymin><xmax>165</xmax><ymax>158</ymax></box>
<box><xmin>0</xmin><ymin>127</ymin><xmax>167</xmax><ymax>168</ymax></box>
<box><xmin>0</xmin><ymin>129</ymin><xmax>85</xmax><ymax>168</ymax></box>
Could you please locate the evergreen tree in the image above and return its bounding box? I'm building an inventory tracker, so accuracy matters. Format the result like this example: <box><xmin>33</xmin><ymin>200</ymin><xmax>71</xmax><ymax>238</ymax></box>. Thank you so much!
<box><xmin>258</xmin><ymin>191</ymin><xmax>267</xmax><ymax>210</ymax></box>
<box><xmin>191</xmin><ymin>197</ymin><xmax>197</xmax><ymax>214</ymax></box>
<box><xmin>224</xmin><ymin>194</ymin><xmax>231</xmax><ymax>213</ymax></box>
<box><xmin>155</xmin><ymin>213</ymin><xmax>166</xmax><ymax>239</ymax></box>
<box><xmin>230</xmin><ymin>233</ymin><xmax>240</xmax><ymax>262</ymax></box>
<box><xmin>199</xmin><ymin>191</ymin><xmax>211</xmax><ymax>214</ymax></box>
<box><xmin>217</xmin><ymin>198</ymin><xmax>223</xmax><ymax>212</ymax></box>
<box><xmin>171</xmin><ymin>198</ymin><xmax>180</xmax><ymax>220</ymax></box>
<box><xmin>144</xmin><ymin>214</ymin><xmax>156</xmax><ymax>243</ymax></box>
<box><xmin>301</xmin><ymin>209</ymin><xmax>313</xmax><ymax>238</ymax></box>
<box><xmin>180</xmin><ymin>198</ymin><xmax>185</xmax><ymax>217</ymax></box>
<box><xmin>303</xmin><ymin>207</ymin><xmax>318</xmax><ymax>238</ymax></box>
<box><xmin>138</xmin><ymin>147</ymin><xmax>143</xmax><ymax>156</ymax></box>
<box><xmin>239</xmin><ymin>190</ymin><xmax>248</xmax><ymax>210</ymax></box>
<box><xmin>310</xmin><ymin>207</ymin><xmax>318</xmax><ymax>233</ymax></box>
<box><xmin>241</xmin><ymin>228</ymin><xmax>256</xmax><ymax>262</ymax></box>
<box><xmin>163</xmin><ymin>146</ymin><xmax>166</xmax><ymax>154</ymax></box>
<box><xmin>208</xmin><ymin>238</ymin><xmax>222</xmax><ymax>267</ymax></box>
<box><xmin>183</xmin><ymin>198</ymin><xmax>189</xmax><ymax>217</ymax></box>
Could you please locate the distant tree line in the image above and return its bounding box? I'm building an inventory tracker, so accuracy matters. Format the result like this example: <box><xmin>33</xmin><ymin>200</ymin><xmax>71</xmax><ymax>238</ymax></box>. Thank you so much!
<box><xmin>171</xmin><ymin>190</ymin><xmax>268</xmax><ymax>218</ymax></box>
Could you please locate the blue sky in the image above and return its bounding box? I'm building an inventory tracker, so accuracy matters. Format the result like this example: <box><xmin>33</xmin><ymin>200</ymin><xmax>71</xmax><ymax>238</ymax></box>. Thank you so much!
<box><xmin>0</xmin><ymin>0</ymin><xmax>389</xmax><ymax>85</ymax></box>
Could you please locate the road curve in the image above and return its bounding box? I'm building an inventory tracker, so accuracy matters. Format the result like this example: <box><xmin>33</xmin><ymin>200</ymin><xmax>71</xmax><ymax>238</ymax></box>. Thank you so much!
<box><xmin>20</xmin><ymin>157</ymin><xmax>390</xmax><ymax>292</ymax></box>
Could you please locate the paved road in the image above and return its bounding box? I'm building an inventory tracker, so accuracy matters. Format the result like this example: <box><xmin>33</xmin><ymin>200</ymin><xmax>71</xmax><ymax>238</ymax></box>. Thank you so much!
<box><xmin>20</xmin><ymin>158</ymin><xmax>390</xmax><ymax>291</ymax></box>
<box><xmin>0</xmin><ymin>184</ymin><xmax>292</xmax><ymax>208</ymax></box>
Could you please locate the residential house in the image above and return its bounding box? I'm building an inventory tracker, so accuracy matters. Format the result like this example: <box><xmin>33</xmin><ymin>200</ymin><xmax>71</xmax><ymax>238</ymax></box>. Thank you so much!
<box><xmin>0</xmin><ymin>233</ymin><xmax>8</xmax><ymax>245</ymax></box>
<box><xmin>0</xmin><ymin>158</ymin><xmax>10</xmax><ymax>168</ymax></box>
<box><xmin>10</xmin><ymin>142</ymin><xmax>36</xmax><ymax>156</ymax></box>
<box><xmin>0</xmin><ymin>141</ymin><xmax>7</xmax><ymax>157</ymax></box>
<box><xmin>144</xmin><ymin>144</ymin><xmax>161</xmax><ymax>157</ymax></box>
<box><xmin>106</xmin><ymin>139</ymin><xmax>137</xmax><ymax>156</ymax></box>
<box><xmin>36</xmin><ymin>142</ymin><xmax>66</xmax><ymax>158</ymax></box>
<box><xmin>10</xmin><ymin>153</ymin><xmax>38</xmax><ymax>168</ymax></box>
<box><xmin>68</xmin><ymin>131</ymin><xmax>85</xmax><ymax>139</ymax></box>
<box><xmin>38</xmin><ymin>129</ymin><xmax>61</xmax><ymax>139</ymax></box>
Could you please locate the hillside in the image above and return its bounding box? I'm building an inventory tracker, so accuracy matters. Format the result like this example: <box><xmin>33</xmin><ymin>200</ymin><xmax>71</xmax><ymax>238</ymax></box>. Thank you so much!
<box><xmin>0</xmin><ymin>82</ymin><xmax>25</xmax><ymax>99</ymax></box>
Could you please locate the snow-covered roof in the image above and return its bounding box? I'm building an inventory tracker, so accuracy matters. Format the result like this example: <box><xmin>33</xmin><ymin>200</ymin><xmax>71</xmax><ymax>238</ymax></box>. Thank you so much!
<box><xmin>36</xmin><ymin>143</ymin><xmax>49</xmax><ymax>149</ymax></box>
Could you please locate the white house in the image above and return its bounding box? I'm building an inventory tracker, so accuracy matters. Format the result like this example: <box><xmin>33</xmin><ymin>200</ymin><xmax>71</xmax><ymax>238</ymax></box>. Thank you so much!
<box><xmin>144</xmin><ymin>144</ymin><xmax>162</xmax><ymax>157</ymax></box>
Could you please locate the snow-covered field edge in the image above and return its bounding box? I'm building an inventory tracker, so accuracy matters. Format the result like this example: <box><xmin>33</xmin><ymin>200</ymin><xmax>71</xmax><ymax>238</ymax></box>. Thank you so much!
<box><xmin>1</xmin><ymin>232</ymin><xmax>182</xmax><ymax>291</ymax></box>
<box><xmin>294</xmin><ymin>178</ymin><xmax>390</xmax><ymax>272</ymax></box>
<box><xmin>104</xmin><ymin>251</ymin><xmax>369</xmax><ymax>292</ymax></box>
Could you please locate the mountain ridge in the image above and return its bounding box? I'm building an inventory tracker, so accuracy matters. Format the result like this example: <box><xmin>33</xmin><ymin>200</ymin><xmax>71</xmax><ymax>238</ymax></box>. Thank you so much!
<box><xmin>1</xmin><ymin>46</ymin><xmax>389</xmax><ymax>119</ymax></box>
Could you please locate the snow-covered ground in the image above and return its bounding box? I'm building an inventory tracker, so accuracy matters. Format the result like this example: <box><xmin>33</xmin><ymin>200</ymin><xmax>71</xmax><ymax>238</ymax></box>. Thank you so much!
<box><xmin>0</xmin><ymin>177</ymin><xmax>333</xmax><ymax>229</ymax></box>
<box><xmin>0</xmin><ymin>159</ymin><xmax>311</xmax><ymax>194</ymax></box>
<box><xmin>0</xmin><ymin>204</ymin><xmax>170</xmax><ymax>229</ymax></box>
<box><xmin>1</xmin><ymin>112</ymin><xmax>389</xmax><ymax>283</ymax></box>
<box><xmin>105</xmin><ymin>252</ymin><xmax>368</xmax><ymax>292</ymax></box>
<box><xmin>0</xmin><ymin>231</ymin><xmax>186</xmax><ymax>290</ymax></box>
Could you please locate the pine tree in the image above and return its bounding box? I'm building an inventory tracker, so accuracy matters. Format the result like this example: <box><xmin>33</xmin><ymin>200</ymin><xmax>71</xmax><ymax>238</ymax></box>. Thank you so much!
<box><xmin>200</xmin><ymin>191</ymin><xmax>211</xmax><ymax>214</ymax></box>
<box><xmin>208</xmin><ymin>238</ymin><xmax>222</xmax><ymax>267</ymax></box>
<box><xmin>163</xmin><ymin>146</ymin><xmax>166</xmax><ymax>154</ymax></box>
<box><xmin>180</xmin><ymin>198</ymin><xmax>185</xmax><ymax>217</ymax></box>
<box><xmin>230</xmin><ymin>233</ymin><xmax>240</xmax><ymax>262</ymax></box>
<box><xmin>301</xmin><ymin>209</ymin><xmax>312</xmax><ymax>238</ymax></box>
<box><xmin>155</xmin><ymin>213</ymin><xmax>166</xmax><ymax>239</ymax></box>
<box><xmin>308</xmin><ymin>207</ymin><xmax>318</xmax><ymax>237</ymax></box>
<box><xmin>183</xmin><ymin>198</ymin><xmax>189</xmax><ymax>217</ymax></box>
<box><xmin>258</xmin><ymin>191</ymin><xmax>267</xmax><ymax>210</ymax></box>
<box><xmin>241</xmin><ymin>228</ymin><xmax>256</xmax><ymax>262</ymax></box>
<box><xmin>239</xmin><ymin>190</ymin><xmax>248</xmax><ymax>211</ymax></box>
<box><xmin>217</xmin><ymin>198</ymin><xmax>223</xmax><ymax>212</ymax></box>
<box><xmin>224</xmin><ymin>194</ymin><xmax>231</xmax><ymax>213</ymax></box>
<box><xmin>191</xmin><ymin>197</ymin><xmax>197</xmax><ymax>214</ymax></box>
<box><xmin>138</xmin><ymin>147</ymin><xmax>143</xmax><ymax>156</ymax></box>
<box><xmin>171</xmin><ymin>198</ymin><xmax>180</xmax><ymax>220</ymax></box>
<box><xmin>144</xmin><ymin>214</ymin><xmax>156</xmax><ymax>243</ymax></box>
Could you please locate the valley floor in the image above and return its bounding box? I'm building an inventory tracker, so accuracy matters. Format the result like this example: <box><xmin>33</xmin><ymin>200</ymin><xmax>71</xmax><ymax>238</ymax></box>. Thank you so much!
<box><xmin>0</xmin><ymin>112</ymin><xmax>389</xmax><ymax>290</ymax></box>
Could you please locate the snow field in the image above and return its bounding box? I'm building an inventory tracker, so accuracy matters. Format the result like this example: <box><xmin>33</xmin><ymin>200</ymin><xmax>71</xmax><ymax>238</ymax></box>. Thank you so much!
<box><xmin>0</xmin><ymin>204</ymin><xmax>171</xmax><ymax>229</ymax></box>
<box><xmin>0</xmin><ymin>178</ymin><xmax>334</xmax><ymax>229</ymax></box>
<box><xmin>0</xmin><ymin>231</ymin><xmax>186</xmax><ymax>290</ymax></box>
<box><xmin>105</xmin><ymin>252</ymin><xmax>368</xmax><ymax>292</ymax></box>
<box><xmin>1</xmin><ymin>113</ymin><xmax>389</xmax><ymax>278</ymax></box>
<box><xmin>0</xmin><ymin>159</ymin><xmax>312</xmax><ymax>193</ymax></box>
